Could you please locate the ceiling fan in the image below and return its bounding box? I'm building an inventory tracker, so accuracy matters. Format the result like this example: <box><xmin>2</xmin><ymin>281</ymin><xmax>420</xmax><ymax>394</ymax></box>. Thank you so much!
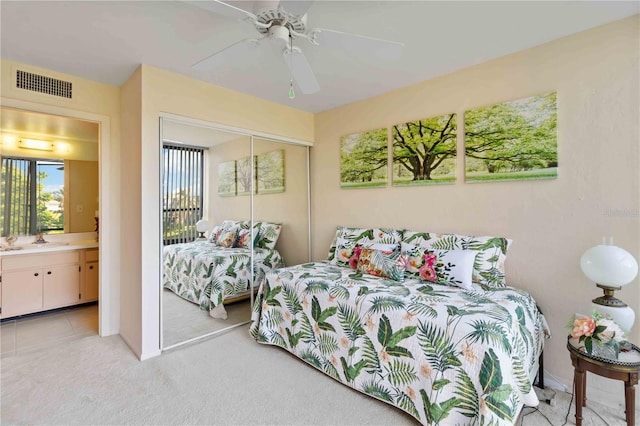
<box><xmin>186</xmin><ymin>0</ymin><xmax>404</xmax><ymax>96</ymax></box>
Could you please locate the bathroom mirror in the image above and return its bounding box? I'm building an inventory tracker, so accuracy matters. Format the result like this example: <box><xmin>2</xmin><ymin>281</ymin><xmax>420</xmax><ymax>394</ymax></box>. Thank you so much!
<box><xmin>0</xmin><ymin>107</ymin><xmax>99</xmax><ymax>237</ymax></box>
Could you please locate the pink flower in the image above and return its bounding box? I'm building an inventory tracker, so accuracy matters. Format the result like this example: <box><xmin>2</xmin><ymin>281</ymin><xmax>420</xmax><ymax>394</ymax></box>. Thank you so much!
<box><xmin>349</xmin><ymin>246</ymin><xmax>362</xmax><ymax>269</ymax></box>
<box><xmin>424</xmin><ymin>253</ymin><xmax>437</xmax><ymax>267</ymax></box>
<box><xmin>419</xmin><ymin>264</ymin><xmax>437</xmax><ymax>281</ymax></box>
<box><xmin>571</xmin><ymin>317</ymin><xmax>596</xmax><ymax>339</ymax></box>
<box><xmin>419</xmin><ymin>253</ymin><xmax>438</xmax><ymax>281</ymax></box>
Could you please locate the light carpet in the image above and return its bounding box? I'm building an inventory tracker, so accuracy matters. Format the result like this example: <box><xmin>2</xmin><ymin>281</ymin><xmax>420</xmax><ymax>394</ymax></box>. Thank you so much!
<box><xmin>1</xmin><ymin>325</ymin><xmax>628</xmax><ymax>425</ymax></box>
<box><xmin>162</xmin><ymin>289</ymin><xmax>251</xmax><ymax>348</ymax></box>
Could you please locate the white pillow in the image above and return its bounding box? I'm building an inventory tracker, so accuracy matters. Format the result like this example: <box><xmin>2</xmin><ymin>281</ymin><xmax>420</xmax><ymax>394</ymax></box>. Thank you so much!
<box><xmin>402</xmin><ymin>242</ymin><xmax>476</xmax><ymax>290</ymax></box>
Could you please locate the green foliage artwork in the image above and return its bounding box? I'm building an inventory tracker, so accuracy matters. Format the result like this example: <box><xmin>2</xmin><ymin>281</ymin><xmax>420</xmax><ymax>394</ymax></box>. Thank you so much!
<box><xmin>465</xmin><ymin>92</ymin><xmax>557</xmax><ymax>182</ymax></box>
<box><xmin>236</xmin><ymin>156</ymin><xmax>254</xmax><ymax>196</ymax></box>
<box><xmin>257</xmin><ymin>150</ymin><xmax>285</xmax><ymax>194</ymax></box>
<box><xmin>340</xmin><ymin>128</ymin><xmax>388</xmax><ymax>189</ymax></box>
<box><xmin>217</xmin><ymin>160</ymin><xmax>236</xmax><ymax>197</ymax></box>
<box><xmin>392</xmin><ymin>114</ymin><xmax>457</xmax><ymax>186</ymax></box>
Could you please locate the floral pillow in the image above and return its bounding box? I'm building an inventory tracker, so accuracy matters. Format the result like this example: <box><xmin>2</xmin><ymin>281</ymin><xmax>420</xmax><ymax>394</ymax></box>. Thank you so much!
<box><xmin>403</xmin><ymin>242</ymin><xmax>476</xmax><ymax>290</ymax></box>
<box><xmin>335</xmin><ymin>238</ymin><xmax>397</xmax><ymax>269</ymax></box>
<box><xmin>356</xmin><ymin>247</ymin><xmax>406</xmax><ymax>282</ymax></box>
<box><xmin>215</xmin><ymin>227</ymin><xmax>238</xmax><ymax>248</ymax></box>
<box><xmin>255</xmin><ymin>222</ymin><xmax>282</xmax><ymax>250</ymax></box>
<box><xmin>208</xmin><ymin>225</ymin><xmax>223</xmax><ymax>244</ymax></box>
<box><xmin>328</xmin><ymin>226</ymin><xmax>402</xmax><ymax>263</ymax></box>
<box><xmin>234</xmin><ymin>228</ymin><xmax>252</xmax><ymax>248</ymax></box>
<box><xmin>403</xmin><ymin>230</ymin><xmax>512</xmax><ymax>287</ymax></box>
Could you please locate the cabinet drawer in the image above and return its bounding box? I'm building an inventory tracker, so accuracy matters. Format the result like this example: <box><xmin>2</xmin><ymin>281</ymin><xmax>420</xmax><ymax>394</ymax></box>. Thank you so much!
<box><xmin>2</xmin><ymin>251</ymin><xmax>80</xmax><ymax>271</ymax></box>
<box><xmin>85</xmin><ymin>249</ymin><xmax>99</xmax><ymax>262</ymax></box>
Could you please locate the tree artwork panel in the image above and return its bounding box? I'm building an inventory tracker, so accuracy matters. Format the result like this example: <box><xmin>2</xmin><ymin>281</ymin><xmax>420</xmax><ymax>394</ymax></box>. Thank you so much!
<box><xmin>257</xmin><ymin>150</ymin><xmax>285</xmax><ymax>194</ymax></box>
<box><xmin>236</xmin><ymin>156</ymin><xmax>255</xmax><ymax>196</ymax></box>
<box><xmin>465</xmin><ymin>92</ymin><xmax>558</xmax><ymax>182</ymax></box>
<box><xmin>217</xmin><ymin>160</ymin><xmax>236</xmax><ymax>197</ymax></box>
<box><xmin>392</xmin><ymin>114</ymin><xmax>457</xmax><ymax>186</ymax></box>
<box><xmin>340</xmin><ymin>128</ymin><xmax>388</xmax><ymax>189</ymax></box>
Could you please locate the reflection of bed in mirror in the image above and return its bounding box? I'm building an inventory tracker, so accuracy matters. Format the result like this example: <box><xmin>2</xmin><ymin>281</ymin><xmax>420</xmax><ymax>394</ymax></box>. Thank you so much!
<box><xmin>162</xmin><ymin>220</ymin><xmax>284</xmax><ymax>320</ymax></box>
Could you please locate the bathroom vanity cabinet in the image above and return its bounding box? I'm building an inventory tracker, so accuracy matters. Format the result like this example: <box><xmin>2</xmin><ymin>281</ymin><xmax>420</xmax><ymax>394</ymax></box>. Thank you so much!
<box><xmin>0</xmin><ymin>246</ymin><xmax>99</xmax><ymax>319</ymax></box>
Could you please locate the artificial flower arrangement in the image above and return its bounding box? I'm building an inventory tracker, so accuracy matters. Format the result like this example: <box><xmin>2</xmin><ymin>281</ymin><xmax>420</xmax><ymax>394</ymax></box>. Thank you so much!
<box><xmin>568</xmin><ymin>310</ymin><xmax>629</xmax><ymax>358</ymax></box>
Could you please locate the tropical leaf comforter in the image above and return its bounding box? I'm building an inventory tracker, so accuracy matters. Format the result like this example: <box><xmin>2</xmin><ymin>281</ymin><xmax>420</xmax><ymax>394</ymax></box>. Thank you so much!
<box><xmin>250</xmin><ymin>261</ymin><xmax>549</xmax><ymax>425</ymax></box>
<box><xmin>163</xmin><ymin>241</ymin><xmax>284</xmax><ymax>318</ymax></box>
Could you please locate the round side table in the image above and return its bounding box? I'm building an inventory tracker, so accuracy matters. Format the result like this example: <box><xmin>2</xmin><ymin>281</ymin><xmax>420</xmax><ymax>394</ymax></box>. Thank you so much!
<box><xmin>567</xmin><ymin>338</ymin><xmax>640</xmax><ymax>426</ymax></box>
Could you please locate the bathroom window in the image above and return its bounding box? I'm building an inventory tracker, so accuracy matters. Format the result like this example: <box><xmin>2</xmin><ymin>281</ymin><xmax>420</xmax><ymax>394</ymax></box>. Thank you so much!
<box><xmin>162</xmin><ymin>144</ymin><xmax>205</xmax><ymax>245</ymax></box>
<box><xmin>1</xmin><ymin>157</ymin><xmax>64</xmax><ymax>236</ymax></box>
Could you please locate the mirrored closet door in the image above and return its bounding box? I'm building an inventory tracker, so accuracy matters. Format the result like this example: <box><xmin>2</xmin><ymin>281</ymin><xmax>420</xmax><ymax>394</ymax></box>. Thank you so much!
<box><xmin>252</xmin><ymin>137</ymin><xmax>310</xmax><ymax>271</ymax></box>
<box><xmin>160</xmin><ymin>118</ymin><xmax>252</xmax><ymax>349</ymax></box>
<box><xmin>159</xmin><ymin>119</ymin><xmax>311</xmax><ymax>350</ymax></box>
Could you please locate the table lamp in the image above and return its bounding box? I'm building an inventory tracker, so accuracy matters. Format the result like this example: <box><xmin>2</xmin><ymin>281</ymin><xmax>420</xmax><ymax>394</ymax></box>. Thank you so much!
<box><xmin>196</xmin><ymin>219</ymin><xmax>210</xmax><ymax>240</ymax></box>
<box><xmin>580</xmin><ymin>239</ymin><xmax>638</xmax><ymax>332</ymax></box>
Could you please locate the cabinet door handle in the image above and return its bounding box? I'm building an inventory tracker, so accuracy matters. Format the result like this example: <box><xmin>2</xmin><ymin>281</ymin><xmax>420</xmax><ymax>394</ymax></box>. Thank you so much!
<box><xmin>34</xmin><ymin>272</ymin><xmax>39</xmax><ymax>277</ymax></box>
<box><xmin>47</xmin><ymin>271</ymin><xmax>52</xmax><ymax>275</ymax></box>
<box><xmin>89</xmin><ymin>266</ymin><xmax>94</xmax><ymax>270</ymax></box>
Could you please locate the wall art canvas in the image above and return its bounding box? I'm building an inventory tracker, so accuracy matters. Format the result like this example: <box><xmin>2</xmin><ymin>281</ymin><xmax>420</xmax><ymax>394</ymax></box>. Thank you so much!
<box><xmin>465</xmin><ymin>92</ymin><xmax>558</xmax><ymax>183</ymax></box>
<box><xmin>340</xmin><ymin>128</ymin><xmax>388</xmax><ymax>189</ymax></box>
<box><xmin>257</xmin><ymin>149</ymin><xmax>285</xmax><ymax>194</ymax></box>
<box><xmin>392</xmin><ymin>113</ymin><xmax>457</xmax><ymax>186</ymax></box>
<box><xmin>217</xmin><ymin>160</ymin><xmax>236</xmax><ymax>197</ymax></box>
<box><xmin>236</xmin><ymin>156</ymin><xmax>255</xmax><ymax>196</ymax></box>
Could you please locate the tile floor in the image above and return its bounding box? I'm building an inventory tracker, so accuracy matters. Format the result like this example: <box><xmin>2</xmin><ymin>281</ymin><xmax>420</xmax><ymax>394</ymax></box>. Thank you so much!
<box><xmin>1</xmin><ymin>303</ymin><xmax>98</xmax><ymax>358</ymax></box>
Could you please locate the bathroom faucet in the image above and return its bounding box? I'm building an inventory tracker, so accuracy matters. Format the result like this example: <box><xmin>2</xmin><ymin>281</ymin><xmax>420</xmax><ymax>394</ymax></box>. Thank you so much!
<box><xmin>33</xmin><ymin>232</ymin><xmax>48</xmax><ymax>244</ymax></box>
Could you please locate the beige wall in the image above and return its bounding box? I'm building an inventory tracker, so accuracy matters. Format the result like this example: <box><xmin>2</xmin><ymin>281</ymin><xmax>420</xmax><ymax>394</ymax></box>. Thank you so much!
<box><xmin>137</xmin><ymin>65</ymin><xmax>314</xmax><ymax>359</ymax></box>
<box><xmin>119</xmin><ymin>67</ymin><xmax>143</xmax><ymax>356</ymax></box>
<box><xmin>208</xmin><ymin>137</ymin><xmax>252</xmax><ymax>225</ymax></box>
<box><xmin>0</xmin><ymin>59</ymin><xmax>121</xmax><ymax>336</ymax></box>
<box><xmin>312</xmin><ymin>16</ymin><xmax>639</xmax><ymax>408</ymax></box>
<box><xmin>66</xmin><ymin>160</ymin><xmax>99</xmax><ymax>233</ymax></box>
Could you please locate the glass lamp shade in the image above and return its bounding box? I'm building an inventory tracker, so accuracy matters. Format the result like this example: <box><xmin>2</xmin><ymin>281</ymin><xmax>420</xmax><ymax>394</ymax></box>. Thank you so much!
<box><xmin>580</xmin><ymin>245</ymin><xmax>638</xmax><ymax>287</ymax></box>
<box><xmin>196</xmin><ymin>219</ymin><xmax>210</xmax><ymax>234</ymax></box>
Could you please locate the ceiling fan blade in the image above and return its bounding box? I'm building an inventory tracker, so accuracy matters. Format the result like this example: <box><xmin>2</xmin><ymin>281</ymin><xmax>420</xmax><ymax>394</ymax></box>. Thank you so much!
<box><xmin>283</xmin><ymin>48</ymin><xmax>319</xmax><ymax>94</ymax></box>
<box><xmin>192</xmin><ymin>38</ymin><xmax>261</xmax><ymax>70</ymax></box>
<box><xmin>280</xmin><ymin>0</ymin><xmax>314</xmax><ymax>17</ymax></box>
<box><xmin>183</xmin><ymin>0</ymin><xmax>257</xmax><ymax>21</ymax></box>
<box><xmin>312</xmin><ymin>29</ymin><xmax>404</xmax><ymax>60</ymax></box>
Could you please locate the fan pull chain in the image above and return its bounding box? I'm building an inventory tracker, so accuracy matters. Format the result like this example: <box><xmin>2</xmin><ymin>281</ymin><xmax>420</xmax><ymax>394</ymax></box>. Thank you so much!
<box><xmin>289</xmin><ymin>34</ymin><xmax>295</xmax><ymax>99</ymax></box>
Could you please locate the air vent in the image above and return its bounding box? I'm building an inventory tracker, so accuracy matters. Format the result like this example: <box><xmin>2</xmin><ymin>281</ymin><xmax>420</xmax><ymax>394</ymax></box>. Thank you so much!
<box><xmin>16</xmin><ymin>70</ymin><xmax>72</xmax><ymax>99</ymax></box>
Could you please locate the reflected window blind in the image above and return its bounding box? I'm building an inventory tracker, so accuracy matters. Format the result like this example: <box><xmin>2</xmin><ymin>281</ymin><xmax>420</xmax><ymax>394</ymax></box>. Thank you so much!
<box><xmin>1</xmin><ymin>158</ymin><xmax>64</xmax><ymax>237</ymax></box>
<box><xmin>162</xmin><ymin>144</ymin><xmax>205</xmax><ymax>245</ymax></box>
<box><xmin>1</xmin><ymin>158</ymin><xmax>34</xmax><ymax>236</ymax></box>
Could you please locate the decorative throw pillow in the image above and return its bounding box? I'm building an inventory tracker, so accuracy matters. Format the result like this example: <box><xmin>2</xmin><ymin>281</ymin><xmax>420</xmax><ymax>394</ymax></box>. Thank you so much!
<box><xmin>356</xmin><ymin>247</ymin><xmax>406</xmax><ymax>282</ymax></box>
<box><xmin>215</xmin><ymin>227</ymin><xmax>238</xmax><ymax>248</ymax></box>
<box><xmin>402</xmin><ymin>231</ymin><xmax>512</xmax><ymax>287</ymax></box>
<box><xmin>403</xmin><ymin>242</ymin><xmax>475</xmax><ymax>290</ymax></box>
<box><xmin>208</xmin><ymin>225</ymin><xmax>223</xmax><ymax>244</ymax></box>
<box><xmin>255</xmin><ymin>222</ymin><xmax>282</xmax><ymax>250</ymax></box>
<box><xmin>234</xmin><ymin>228</ymin><xmax>252</xmax><ymax>248</ymax></box>
<box><xmin>328</xmin><ymin>226</ymin><xmax>402</xmax><ymax>263</ymax></box>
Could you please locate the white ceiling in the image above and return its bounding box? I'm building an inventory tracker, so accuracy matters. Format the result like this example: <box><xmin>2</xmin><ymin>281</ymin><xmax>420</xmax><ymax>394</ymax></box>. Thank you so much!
<box><xmin>1</xmin><ymin>1</ymin><xmax>638</xmax><ymax>114</ymax></box>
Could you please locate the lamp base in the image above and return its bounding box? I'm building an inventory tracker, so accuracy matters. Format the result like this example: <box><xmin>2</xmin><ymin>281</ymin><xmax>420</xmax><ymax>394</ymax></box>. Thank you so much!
<box><xmin>591</xmin><ymin>302</ymin><xmax>635</xmax><ymax>332</ymax></box>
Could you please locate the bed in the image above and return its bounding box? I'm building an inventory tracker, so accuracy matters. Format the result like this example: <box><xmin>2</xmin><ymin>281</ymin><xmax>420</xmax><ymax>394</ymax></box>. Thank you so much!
<box><xmin>163</xmin><ymin>220</ymin><xmax>284</xmax><ymax>319</ymax></box>
<box><xmin>249</xmin><ymin>226</ymin><xmax>550</xmax><ymax>425</ymax></box>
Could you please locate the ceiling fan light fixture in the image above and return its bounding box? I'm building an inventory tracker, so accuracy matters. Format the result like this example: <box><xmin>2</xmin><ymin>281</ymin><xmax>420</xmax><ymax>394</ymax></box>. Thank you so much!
<box><xmin>289</xmin><ymin>81</ymin><xmax>295</xmax><ymax>99</ymax></box>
